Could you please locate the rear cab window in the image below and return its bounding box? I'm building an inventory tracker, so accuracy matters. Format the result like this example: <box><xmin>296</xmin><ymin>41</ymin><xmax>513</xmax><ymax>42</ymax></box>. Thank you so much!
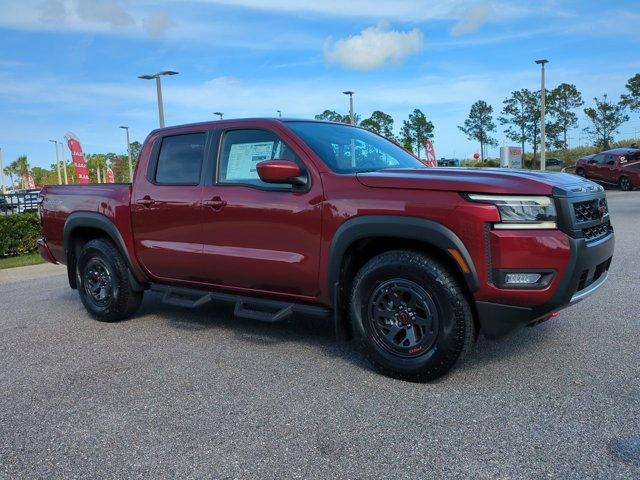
<box><xmin>154</xmin><ymin>133</ymin><xmax>205</xmax><ymax>185</ymax></box>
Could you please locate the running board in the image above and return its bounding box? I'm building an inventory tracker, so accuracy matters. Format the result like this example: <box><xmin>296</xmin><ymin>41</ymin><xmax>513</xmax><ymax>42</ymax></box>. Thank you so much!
<box><xmin>150</xmin><ymin>284</ymin><xmax>331</xmax><ymax>323</ymax></box>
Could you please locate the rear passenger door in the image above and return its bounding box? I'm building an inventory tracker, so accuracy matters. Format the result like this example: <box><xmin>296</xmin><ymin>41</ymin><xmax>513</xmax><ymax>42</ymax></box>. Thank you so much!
<box><xmin>197</xmin><ymin>127</ymin><xmax>323</xmax><ymax>298</ymax></box>
<box><xmin>131</xmin><ymin>131</ymin><xmax>207</xmax><ymax>282</ymax></box>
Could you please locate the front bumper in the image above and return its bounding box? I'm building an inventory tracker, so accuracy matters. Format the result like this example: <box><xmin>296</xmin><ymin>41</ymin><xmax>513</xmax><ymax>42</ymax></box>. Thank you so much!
<box><xmin>476</xmin><ymin>231</ymin><xmax>614</xmax><ymax>339</ymax></box>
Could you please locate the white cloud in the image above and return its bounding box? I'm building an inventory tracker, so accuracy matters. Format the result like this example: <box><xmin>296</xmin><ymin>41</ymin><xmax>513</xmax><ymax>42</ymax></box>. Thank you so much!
<box><xmin>196</xmin><ymin>0</ymin><xmax>527</xmax><ymax>23</ymax></box>
<box><xmin>74</xmin><ymin>0</ymin><xmax>134</xmax><ymax>29</ymax></box>
<box><xmin>450</xmin><ymin>3</ymin><xmax>494</xmax><ymax>36</ymax></box>
<box><xmin>38</xmin><ymin>0</ymin><xmax>67</xmax><ymax>24</ymax></box>
<box><xmin>324</xmin><ymin>24</ymin><xmax>423</xmax><ymax>71</ymax></box>
<box><xmin>144</xmin><ymin>11</ymin><xmax>173</xmax><ymax>37</ymax></box>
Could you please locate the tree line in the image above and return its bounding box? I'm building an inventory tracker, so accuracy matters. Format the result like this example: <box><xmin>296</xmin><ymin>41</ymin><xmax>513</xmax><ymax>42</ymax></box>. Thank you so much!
<box><xmin>5</xmin><ymin>73</ymin><xmax>640</xmax><ymax>189</ymax></box>
<box><xmin>3</xmin><ymin>142</ymin><xmax>142</xmax><ymax>190</ymax></box>
<box><xmin>315</xmin><ymin>108</ymin><xmax>434</xmax><ymax>158</ymax></box>
<box><xmin>318</xmin><ymin>73</ymin><xmax>640</xmax><ymax>162</ymax></box>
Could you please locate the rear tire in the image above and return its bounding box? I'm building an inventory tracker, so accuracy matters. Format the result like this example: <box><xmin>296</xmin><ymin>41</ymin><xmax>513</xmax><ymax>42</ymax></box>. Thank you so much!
<box><xmin>619</xmin><ymin>175</ymin><xmax>633</xmax><ymax>191</ymax></box>
<box><xmin>76</xmin><ymin>238</ymin><xmax>143</xmax><ymax>322</ymax></box>
<box><xmin>350</xmin><ymin>250</ymin><xmax>476</xmax><ymax>382</ymax></box>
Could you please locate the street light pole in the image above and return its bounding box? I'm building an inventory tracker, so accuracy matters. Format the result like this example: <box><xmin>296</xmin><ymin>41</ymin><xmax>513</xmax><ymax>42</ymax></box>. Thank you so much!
<box><xmin>535</xmin><ymin>59</ymin><xmax>549</xmax><ymax>171</ymax></box>
<box><xmin>49</xmin><ymin>140</ymin><xmax>61</xmax><ymax>184</ymax></box>
<box><xmin>139</xmin><ymin>71</ymin><xmax>179</xmax><ymax>128</ymax></box>
<box><xmin>213</xmin><ymin>112</ymin><xmax>224</xmax><ymax>120</ymax></box>
<box><xmin>119</xmin><ymin>126</ymin><xmax>133</xmax><ymax>182</ymax></box>
<box><xmin>343</xmin><ymin>91</ymin><xmax>355</xmax><ymax>125</ymax></box>
<box><xmin>0</xmin><ymin>147</ymin><xmax>4</xmax><ymax>193</ymax></box>
<box><xmin>59</xmin><ymin>142</ymin><xmax>68</xmax><ymax>184</ymax></box>
<box><xmin>155</xmin><ymin>76</ymin><xmax>165</xmax><ymax>128</ymax></box>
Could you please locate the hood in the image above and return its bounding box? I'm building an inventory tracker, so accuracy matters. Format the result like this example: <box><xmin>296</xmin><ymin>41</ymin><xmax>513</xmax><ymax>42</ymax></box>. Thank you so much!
<box><xmin>356</xmin><ymin>168</ymin><xmax>602</xmax><ymax>196</ymax></box>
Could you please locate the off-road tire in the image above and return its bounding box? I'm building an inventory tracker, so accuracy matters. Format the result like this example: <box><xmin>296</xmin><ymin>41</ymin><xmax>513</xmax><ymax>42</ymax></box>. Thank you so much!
<box><xmin>350</xmin><ymin>250</ymin><xmax>476</xmax><ymax>382</ymax></box>
<box><xmin>76</xmin><ymin>238</ymin><xmax>143</xmax><ymax>322</ymax></box>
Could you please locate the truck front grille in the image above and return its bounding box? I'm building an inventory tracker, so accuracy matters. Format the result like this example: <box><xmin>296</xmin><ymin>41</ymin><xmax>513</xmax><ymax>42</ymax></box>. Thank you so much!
<box><xmin>582</xmin><ymin>220</ymin><xmax>612</xmax><ymax>241</ymax></box>
<box><xmin>573</xmin><ymin>198</ymin><xmax>608</xmax><ymax>223</ymax></box>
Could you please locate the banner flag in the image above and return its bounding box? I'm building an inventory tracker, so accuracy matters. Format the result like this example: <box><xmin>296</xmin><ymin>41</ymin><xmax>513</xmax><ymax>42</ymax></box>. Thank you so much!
<box><xmin>106</xmin><ymin>168</ymin><xmax>115</xmax><ymax>183</ymax></box>
<box><xmin>64</xmin><ymin>132</ymin><xmax>90</xmax><ymax>183</ymax></box>
<box><xmin>423</xmin><ymin>139</ymin><xmax>437</xmax><ymax>167</ymax></box>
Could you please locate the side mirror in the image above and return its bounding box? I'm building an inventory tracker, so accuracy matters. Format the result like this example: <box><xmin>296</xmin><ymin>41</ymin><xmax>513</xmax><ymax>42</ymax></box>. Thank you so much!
<box><xmin>256</xmin><ymin>159</ymin><xmax>306</xmax><ymax>186</ymax></box>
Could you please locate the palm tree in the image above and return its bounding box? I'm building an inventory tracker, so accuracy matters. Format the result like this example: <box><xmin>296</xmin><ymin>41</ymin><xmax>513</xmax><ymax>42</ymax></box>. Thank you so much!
<box><xmin>3</xmin><ymin>165</ymin><xmax>15</xmax><ymax>190</ymax></box>
<box><xmin>12</xmin><ymin>156</ymin><xmax>30</xmax><ymax>189</ymax></box>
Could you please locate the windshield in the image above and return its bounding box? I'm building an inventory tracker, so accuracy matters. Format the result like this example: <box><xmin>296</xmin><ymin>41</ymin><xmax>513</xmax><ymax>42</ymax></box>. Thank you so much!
<box><xmin>285</xmin><ymin>121</ymin><xmax>426</xmax><ymax>174</ymax></box>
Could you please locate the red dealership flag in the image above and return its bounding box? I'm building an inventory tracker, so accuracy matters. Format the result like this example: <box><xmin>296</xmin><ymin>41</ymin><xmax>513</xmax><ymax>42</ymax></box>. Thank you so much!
<box><xmin>106</xmin><ymin>167</ymin><xmax>115</xmax><ymax>183</ymax></box>
<box><xmin>64</xmin><ymin>132</ymin><xmax>90</xmax><ymax>184</ymax></box>
<box><xmin>423</xmin><ymin>139</ymin><xmax>437</xmax><ymax>167</ymax></box>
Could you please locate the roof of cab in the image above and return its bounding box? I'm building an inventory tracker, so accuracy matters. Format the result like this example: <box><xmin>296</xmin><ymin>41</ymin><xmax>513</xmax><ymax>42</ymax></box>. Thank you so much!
<box><xmin>148</xmin><ymin>117</ymin><xmax>349</xmax><ymax>135</ymax></box>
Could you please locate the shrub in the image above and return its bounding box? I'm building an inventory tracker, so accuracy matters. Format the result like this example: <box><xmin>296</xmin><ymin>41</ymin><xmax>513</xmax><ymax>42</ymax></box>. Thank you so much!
<box><xmin>0</xmin><ymin>213</ymin><xmax>41</xmax><ymax>257</ymax></box>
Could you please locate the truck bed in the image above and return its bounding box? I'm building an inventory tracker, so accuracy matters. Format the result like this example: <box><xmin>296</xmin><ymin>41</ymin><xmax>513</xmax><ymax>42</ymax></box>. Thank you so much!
<box><xmin>40</xmin><ymin>183</ymin><xmax>134</xmax><ymax>265</ymax></box>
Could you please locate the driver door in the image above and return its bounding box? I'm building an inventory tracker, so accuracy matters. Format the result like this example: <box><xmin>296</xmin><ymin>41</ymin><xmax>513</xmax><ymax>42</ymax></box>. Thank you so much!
<box><xmin>197</xmin><ymin>127</ymin><xmax>324</xmax><ymax>299</ymax></box>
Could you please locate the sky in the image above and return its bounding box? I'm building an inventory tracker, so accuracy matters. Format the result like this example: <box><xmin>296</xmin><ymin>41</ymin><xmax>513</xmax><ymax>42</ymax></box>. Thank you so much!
<box><xmin>1</xmin><ymin>0</ymin><xmax>640</xmax><ymax>178</ymax></box>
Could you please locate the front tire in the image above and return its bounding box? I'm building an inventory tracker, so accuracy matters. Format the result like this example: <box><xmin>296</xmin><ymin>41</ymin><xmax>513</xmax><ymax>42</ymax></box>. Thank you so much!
<box><xmin>76</xmin><ymin>238</ymin><xmax>143</xmax><ymax>322</ymax></box>
<box><xmin>576</xmin><ymin>168</ymin><xmax>586</xmax><ymax>177</ymax></box>
<box><xmin>350</xmin><ymin>250</ymin><xmax>476</xmax><ymax>382</ymax></box>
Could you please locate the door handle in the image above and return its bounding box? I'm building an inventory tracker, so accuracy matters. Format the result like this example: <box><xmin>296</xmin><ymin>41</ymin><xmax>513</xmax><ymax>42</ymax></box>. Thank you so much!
<box><xmin>203</xmin><ymin>196</ymin><xmax>227</xmax><ymax>210</ymax></box>
<box><xmin>136</xmin><ymin>196</ymin><xmax>156</xmax><ymax>207</ymax></box>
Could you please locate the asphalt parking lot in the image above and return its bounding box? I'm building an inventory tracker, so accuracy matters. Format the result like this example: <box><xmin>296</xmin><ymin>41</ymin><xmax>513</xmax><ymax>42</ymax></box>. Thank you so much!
<box><xmin>0</xmin><ymin>190</ymin><xmax>638</xmax><ymax>479</ymax></box>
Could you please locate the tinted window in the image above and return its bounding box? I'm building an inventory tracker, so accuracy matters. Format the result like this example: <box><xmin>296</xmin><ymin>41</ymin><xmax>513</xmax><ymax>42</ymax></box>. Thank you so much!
<box><xmin>592</xmin><ymin>154</ymin><xmax>607</xmax><ymax>164</ymax></box>
<box><xmin>286</xmin><ymin>121</ymin><xmax>426</xmax><ymax>174</ymax></box>
<box><xmin>218</xmin><ymin>129</ymin><xmax>301</xmax><ymax>189</ymax></box>
<box><xmin>155</xmin><ymin>133</ymin><xmax>205</xmax><ymax>184</ymax></box>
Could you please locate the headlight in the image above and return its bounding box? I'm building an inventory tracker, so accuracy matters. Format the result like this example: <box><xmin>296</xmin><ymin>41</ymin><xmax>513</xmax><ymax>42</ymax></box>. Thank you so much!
<box><xmin>467</xmin><ymin>194</ymin><xmax>557</xmax><ymax>229</ymax></box>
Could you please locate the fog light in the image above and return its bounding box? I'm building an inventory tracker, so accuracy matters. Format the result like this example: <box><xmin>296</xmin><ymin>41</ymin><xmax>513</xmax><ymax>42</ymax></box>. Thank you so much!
<box><xmin>504</xmin><ymin>273</ymin><xmax>542</xmax><ymax>285</ymax></box>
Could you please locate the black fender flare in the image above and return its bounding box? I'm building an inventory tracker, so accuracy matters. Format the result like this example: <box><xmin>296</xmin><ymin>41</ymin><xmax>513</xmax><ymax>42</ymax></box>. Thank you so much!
<box><xmin>63</xmin><ymin>212</ymin><xmax>145</xmax><ymax>291</ymax></box>
<box><xmin>328</xmin><ymin>215</ymin><xmax>479</xmax><ymax>307</ymax></box>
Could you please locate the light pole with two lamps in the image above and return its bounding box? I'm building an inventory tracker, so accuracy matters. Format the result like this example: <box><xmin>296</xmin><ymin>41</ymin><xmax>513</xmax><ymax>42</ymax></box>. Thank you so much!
<box><xmin>343</xmin><ymin>91</ymin><xmax>355</xmax><ymax>125</ymax></box>
<box><xmin>138</xmin><ymin>71</ymin><xmax>179</xmax><ymax>128</ymax></box>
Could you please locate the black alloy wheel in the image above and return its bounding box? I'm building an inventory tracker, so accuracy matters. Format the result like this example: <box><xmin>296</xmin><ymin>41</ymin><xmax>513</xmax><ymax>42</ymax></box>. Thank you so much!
<box><xmin>368</xmin><ymin>279</ymin><xmax>439</xmax><ymax>358</ymax></box>
<box><xmin>82</xmin><ymin>257</ymin><xmax>114</xmax><ymax>308</ymax></box>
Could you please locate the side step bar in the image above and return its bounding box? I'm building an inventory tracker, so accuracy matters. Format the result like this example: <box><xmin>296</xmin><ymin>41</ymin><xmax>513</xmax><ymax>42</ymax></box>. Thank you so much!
<box><xmin>149</xmin><ymin>284</ymin><xmax>331</xmax><ymax>323</ymax></box>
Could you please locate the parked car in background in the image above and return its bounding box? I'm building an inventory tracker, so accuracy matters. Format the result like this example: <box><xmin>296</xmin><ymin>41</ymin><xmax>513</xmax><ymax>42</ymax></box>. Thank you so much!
<box><xmin>575</xmin><ymin>148</ymin><xmax>640</xmax><ymax>191</ymax></box>
<box><xmin>0</xmin><ymin>196</ymin><xmax>13</xmax><ymax>213</ymax></box>
<box><xmin>546</xmin><ymin>158</ymin><xmax>563</xmax><ymax>167</ymax></box>
<box><xmin>7</xmin><ymin>189</ymin><xmax>41</xmax><ymax>213</ymax></box>
<box><xmin>438</xmin><ymin>158</ymin><xmax>461</xmax><ymax>167</ymax></box>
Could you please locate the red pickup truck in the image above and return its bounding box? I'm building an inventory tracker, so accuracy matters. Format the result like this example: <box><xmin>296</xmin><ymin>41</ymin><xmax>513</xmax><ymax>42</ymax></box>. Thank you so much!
<box><xmin>575</xmin><ymin>147</ymin><xmax>640</xmax><ymax>191</ymax></box>
<box><xmin>38</xmin><ymin>119</ymin><xmax>614</xmax><ymax>381</ymax></box>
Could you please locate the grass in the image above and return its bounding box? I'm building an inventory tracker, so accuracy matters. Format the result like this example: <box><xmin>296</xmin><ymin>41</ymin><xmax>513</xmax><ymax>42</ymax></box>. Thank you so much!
<box><xmin>0</xmin><ymin>253</ymin><xmax>45</xmax><ymax>269</ymax></box>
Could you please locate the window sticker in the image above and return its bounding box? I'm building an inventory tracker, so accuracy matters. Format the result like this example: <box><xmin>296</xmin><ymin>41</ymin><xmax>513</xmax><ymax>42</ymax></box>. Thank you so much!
<box><xmin>225</xmin><ymin>141</ymin><xmax>274</xmax><ymax>180</ymax></box>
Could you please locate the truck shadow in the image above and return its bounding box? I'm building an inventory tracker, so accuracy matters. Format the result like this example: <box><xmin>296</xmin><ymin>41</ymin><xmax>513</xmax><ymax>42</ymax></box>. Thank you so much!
<box><xmin>137</xmin><ymin>292</ymin><xmax>367</xmax><ymax>368</ymax></box>
<box><xmin>136</xmin><ymin>291</ymin><xmax>557</xmax><ymax>378</ymax></box>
